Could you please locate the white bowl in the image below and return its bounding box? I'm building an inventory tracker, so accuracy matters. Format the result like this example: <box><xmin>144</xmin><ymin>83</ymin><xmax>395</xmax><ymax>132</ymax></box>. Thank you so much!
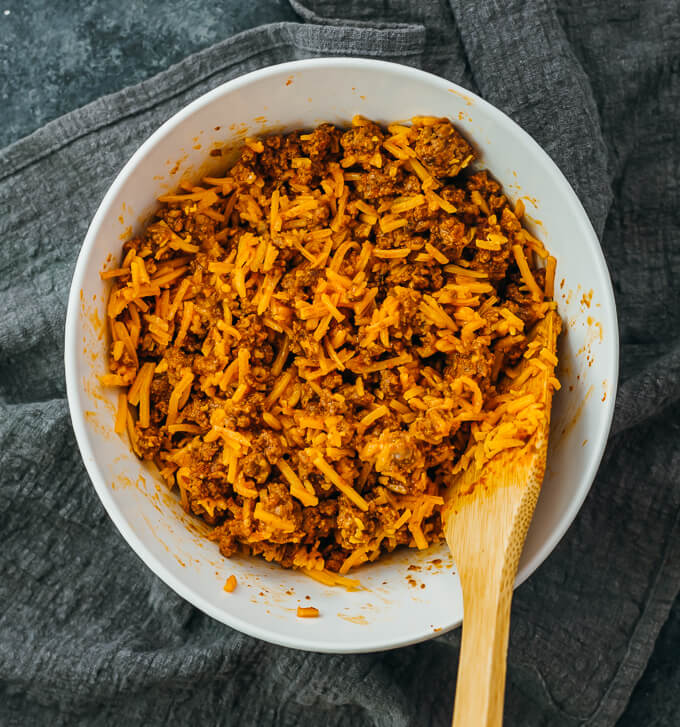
<box><xmin>65</xmin><ymin>58</ymin><xmax>618</xmax><ymax>653</ymax></box>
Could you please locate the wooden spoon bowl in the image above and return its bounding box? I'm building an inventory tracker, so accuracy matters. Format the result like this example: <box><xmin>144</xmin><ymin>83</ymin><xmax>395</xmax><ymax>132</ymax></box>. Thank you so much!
<box><xmin>445</xmin><ymin>310</ymin><xmax>561</xmax><ymax>727</ymax></box>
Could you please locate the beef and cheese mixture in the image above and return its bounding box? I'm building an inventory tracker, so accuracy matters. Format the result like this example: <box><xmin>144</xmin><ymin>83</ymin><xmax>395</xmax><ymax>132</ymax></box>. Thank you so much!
<box><xmin>103</xmin><ymin>116</ymin><xmax>559</xmax><ymax>580</ymax></box>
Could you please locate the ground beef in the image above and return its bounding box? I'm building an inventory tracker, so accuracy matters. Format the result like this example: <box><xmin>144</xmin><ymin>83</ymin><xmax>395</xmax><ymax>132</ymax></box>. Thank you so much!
<box><xmin>107</xmin><ymin>116</ymin><xmax>559</xmax><ymax>577</ymax></box>
<box><xmin>413</xmin><ymin>120</ymin><xmax>474</xmax><ymax>178</ymax></box>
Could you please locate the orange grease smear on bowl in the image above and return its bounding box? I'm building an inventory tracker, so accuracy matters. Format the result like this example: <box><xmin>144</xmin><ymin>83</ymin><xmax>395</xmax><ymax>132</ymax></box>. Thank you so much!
<box><xmin>560</xmin><ymin>385</ymin><xmax>594</xmax><ymax>438</ymax></box>
<box><xmin>447</xmin><ymin>88</ymin><xmax>473</xmax><ymax>106</ymax></box>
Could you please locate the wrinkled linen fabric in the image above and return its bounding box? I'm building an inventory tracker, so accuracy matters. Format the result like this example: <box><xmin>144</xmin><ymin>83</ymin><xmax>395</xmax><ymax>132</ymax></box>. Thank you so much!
<box><xmin>1</xmin><ymin>1</ymin><xmax>679</xmax><ymax>725</ymax></box>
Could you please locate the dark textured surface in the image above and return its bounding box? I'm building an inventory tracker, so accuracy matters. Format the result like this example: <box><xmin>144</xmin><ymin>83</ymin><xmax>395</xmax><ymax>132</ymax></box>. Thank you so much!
<box><xmin>0</xmin><ymin>0</ymin><xmax>297</xmax><ymax>148</ymax></box>
<box><xmin>1</xmin><ymin>1</ymin><xmax>679</xmax><ymax>725</ymax></box>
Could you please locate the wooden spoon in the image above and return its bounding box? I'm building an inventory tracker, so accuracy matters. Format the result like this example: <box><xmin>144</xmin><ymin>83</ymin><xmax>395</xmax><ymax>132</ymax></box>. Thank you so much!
<box><xmin>445</xmin><ymin>310</ymin><xmax>561</xmax><ymax>727</ymax></box>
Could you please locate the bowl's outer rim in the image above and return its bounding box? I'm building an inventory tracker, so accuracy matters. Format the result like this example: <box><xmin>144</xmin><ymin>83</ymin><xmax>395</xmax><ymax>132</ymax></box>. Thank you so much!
<box><xmin>64</xmin><ymin>57</ymin><xmax>619</xmax><ymax>653</ymax></box>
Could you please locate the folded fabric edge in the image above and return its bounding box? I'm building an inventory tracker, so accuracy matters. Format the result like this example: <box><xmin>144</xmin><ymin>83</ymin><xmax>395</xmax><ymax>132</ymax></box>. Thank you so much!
<box><xmin>0</xmin><ymin>20</ymin><xmax>425</xmax><ymax>182</ymax></box>
<box><xmin>289</xmin><ymin>0</ymin><xmax>422</xmax><ymax>30</ymax></box>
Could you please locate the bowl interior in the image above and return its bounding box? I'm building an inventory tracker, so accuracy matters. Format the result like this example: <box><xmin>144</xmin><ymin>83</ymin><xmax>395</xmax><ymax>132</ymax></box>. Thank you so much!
<box><xmin>66</xmin><ymin>59</ymin><xmax>618</xmax><ymax>653</ymax></box>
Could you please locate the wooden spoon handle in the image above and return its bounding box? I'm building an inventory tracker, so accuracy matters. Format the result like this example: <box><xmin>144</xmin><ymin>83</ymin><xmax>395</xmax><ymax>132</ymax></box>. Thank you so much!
<box><xmin>447</xmin><ymin>311</ymin><xmax>561</xmax><ymax>726</ymax></box>
<box><xmin>452</xmin><ymin>564</ymin><xmax>515</xmax><ymax>727</ymax></box>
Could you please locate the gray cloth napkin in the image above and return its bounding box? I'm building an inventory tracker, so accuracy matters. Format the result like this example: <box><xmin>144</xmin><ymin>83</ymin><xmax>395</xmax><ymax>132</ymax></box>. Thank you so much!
<box><xmin>1</xmin><ymin>1</ymin><xmax>679</xmax><ymax>725</ymax></box>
